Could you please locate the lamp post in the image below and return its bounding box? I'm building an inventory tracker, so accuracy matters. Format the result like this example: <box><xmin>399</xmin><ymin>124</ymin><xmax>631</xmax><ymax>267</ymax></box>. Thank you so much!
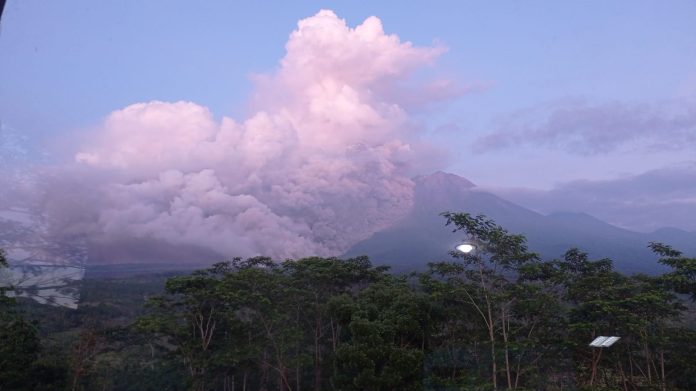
<box><xmin>455</xmin><ymin>239</ymin><xmax>501</xmax><ymax>389</ymax></box>
<box><xmin>589</xmin><ymin>336</ymin><xmax>621</xmax><ymax>386</ymax></box>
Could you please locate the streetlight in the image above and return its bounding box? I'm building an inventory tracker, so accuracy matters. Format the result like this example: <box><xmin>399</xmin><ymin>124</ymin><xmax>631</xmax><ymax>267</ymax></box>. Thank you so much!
<box><xmin>455</xmin><ymin>243</ymin><xmax>476</xmax><ymax>254</ymax></box>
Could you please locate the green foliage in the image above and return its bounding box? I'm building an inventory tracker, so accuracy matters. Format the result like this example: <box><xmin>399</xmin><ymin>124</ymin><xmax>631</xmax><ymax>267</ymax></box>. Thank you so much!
<box><xmin>0</xmin><ymin>312</ymin><xmax>40</xmax><ymax>389</ymax></box>
<box><xmin>650</xmin><ymin>242</ymin><xmax>696</xmax><ymax>301</ymax></box>
<box><xmin>2</xmin><ymin>217</ymin><xmax>696</xmax><ymax>390</ymax></box>
<box><xmin>332</xmin><ymin>277</ymin><xmax>431</xmax><ymax>391</ymax></box>
<box><xmin>135</xmin><ymin>256</ymin><xmax>392</xmax><ymax>391</ymax></box>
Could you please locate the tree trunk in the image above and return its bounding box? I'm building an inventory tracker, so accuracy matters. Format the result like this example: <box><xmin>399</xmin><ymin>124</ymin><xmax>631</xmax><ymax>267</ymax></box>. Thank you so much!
<box><xmin>314</xmin><ymin>313</ymin><xmax>322</xmax><ymax>391</ymax></box>
<box><xmin>479</xmin><ymin>258</ymin><xmax>497</xmax><ymax>390</ymax></box>
<box><xmin>487</xmin><ymin>301</ymin><xmax>497</xmax><ymax>390</ymax></box>
<box><xmin>260</xmin><ymin>350</ymin><xmax>269</xmax><ymax>391</ymax></box>
<box><xmin>644</xmin><ymin>337</ymin><xmax>652</xmax><ymax>384</ymax></box>
<box><xmin>296</xmin><ymin>366</ymin><xmax>301</xmax><ymax>391</ymax></box>
<box><xmin>659</xmin><ymin>350</ymin><xmax>666</xmax><ymax>391</ymax></box>
<box><xmin>618</xmin><ymin>360</ymin><xmax>628</xmax><ymax>391</ymax></box>
<box><xmin>514</xmin><ymin>354</ymin><xmax>522</xmax><ymax>389</ymax></box>
<box><xmin>590</xmin><ymin>348</ymin><xmax>602</xmax><ymax>387</ymax></box>
<box><xmin>501</xmin><ymin>305</ymin><xmax>512</xmax><ymax>390</ymax></box>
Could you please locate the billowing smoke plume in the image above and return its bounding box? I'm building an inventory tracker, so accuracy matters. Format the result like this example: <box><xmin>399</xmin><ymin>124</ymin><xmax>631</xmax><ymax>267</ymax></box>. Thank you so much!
<box><xmin>42</xmin><ymin>10</ymin><xmax>451</xmax><ymax>262</ymax></box>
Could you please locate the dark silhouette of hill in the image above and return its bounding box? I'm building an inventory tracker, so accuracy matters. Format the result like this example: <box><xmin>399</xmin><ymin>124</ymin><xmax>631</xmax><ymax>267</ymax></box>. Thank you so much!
<box><xmin>345</xmin><ymin>171</ymin><xmax>696</xmax><ymax>274</ymax></box>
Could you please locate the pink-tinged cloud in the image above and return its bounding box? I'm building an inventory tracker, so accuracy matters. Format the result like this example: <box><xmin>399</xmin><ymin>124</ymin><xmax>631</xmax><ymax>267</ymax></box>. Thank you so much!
<box><xmin>75</xmin><ymin>101</ymin><xmax>218</xmax><ymax>171</ymax></box>
<box><xmin>54</xmin><ymin>10</ymin><xmax>450</xmax><ymax>262</ymax></box>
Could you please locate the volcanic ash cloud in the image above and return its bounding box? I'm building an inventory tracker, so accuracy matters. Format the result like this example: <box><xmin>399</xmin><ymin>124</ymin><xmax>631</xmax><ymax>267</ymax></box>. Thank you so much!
<box><xmin>68</xmin><ymin>10</ymin><xmax>449</xmax><ymax>261</ymax></box>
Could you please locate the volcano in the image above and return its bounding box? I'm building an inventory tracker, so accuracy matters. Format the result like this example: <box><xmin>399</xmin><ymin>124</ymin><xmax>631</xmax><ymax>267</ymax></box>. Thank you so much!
<box><xmin>345</xmin><ymin>171</ymin><xmax>696</xmax><ymax>274</ymax></box>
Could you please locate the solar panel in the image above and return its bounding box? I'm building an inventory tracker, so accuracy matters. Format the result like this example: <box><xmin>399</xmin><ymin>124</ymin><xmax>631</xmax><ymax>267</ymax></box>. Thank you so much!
<box><xmin>589</xmin><ymin>336</ymin><xmax>620</xmax><ymax>348</ymax></box>
<box><xmin>601</xmin><ymin>336</ymin><xmax>620</xmax><ymax>347</ymax></box>
<box><xmin>589</xmin><ymin>336</ymin><xmax>607</xmax><ymax>347</ymax></box>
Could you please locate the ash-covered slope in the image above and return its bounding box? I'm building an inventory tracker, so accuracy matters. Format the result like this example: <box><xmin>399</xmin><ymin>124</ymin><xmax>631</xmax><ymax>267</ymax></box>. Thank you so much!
<box><xmin>345</xmin><ymin>172</ymin><xmax>695</xmax><ymax>274</ymax></box>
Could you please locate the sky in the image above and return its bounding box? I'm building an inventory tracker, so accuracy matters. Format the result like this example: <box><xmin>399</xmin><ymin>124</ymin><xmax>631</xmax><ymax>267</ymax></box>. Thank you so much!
<box><xmin>1</xmin><ymin>1</ymin><xmax>695</xmax><ymax>263</ymax></box>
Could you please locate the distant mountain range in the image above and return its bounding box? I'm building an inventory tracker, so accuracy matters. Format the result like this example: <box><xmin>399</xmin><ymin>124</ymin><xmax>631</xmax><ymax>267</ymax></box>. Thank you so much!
<box><xmin>345</xmin><ymin>171</ymin><xmax>696</xmax><ymax>274</ymax></box>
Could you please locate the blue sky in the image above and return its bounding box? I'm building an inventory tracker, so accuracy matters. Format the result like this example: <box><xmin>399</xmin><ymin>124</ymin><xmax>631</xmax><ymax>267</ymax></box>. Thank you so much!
<box><xmin>1</xmin><ymin>1</ymin><xmax>695</xmax><ymax>232</ymax></box>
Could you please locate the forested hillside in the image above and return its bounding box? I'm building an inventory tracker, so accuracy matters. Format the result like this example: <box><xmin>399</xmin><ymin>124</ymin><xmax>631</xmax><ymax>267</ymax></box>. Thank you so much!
<box><xmin>2</xmin><ymin>212</ymin><xmax>696</xmax><ymax>390</ymax></box>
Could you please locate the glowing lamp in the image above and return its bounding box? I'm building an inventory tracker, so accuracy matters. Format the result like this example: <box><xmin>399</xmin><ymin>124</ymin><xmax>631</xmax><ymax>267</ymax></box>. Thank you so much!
<box><xmin>455</xmin><ymin>244</ymin><xmax>475</xmax><ymax>254</ymax></box>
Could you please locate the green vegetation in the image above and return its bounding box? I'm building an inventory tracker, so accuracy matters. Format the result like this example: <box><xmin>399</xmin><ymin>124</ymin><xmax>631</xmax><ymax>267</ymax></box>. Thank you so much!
<box><xmin>1</xmin><ymin>213</ymin><xmax>696</xmax><ymax>390</ymax></box>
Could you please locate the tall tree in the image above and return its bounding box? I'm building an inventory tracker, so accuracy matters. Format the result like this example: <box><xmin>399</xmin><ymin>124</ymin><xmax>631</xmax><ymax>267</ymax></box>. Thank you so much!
<box><xmin>439</xmin><ymin>212</ymin><xmax>539</xmax><ymax>390</ymax></box>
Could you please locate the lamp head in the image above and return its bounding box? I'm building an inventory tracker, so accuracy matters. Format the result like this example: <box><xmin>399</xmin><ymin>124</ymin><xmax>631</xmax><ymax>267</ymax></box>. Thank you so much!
<box><xmin>456</xmin><ymin>243</ymin><xmax>476</xmax><ymax>254</ymax></box>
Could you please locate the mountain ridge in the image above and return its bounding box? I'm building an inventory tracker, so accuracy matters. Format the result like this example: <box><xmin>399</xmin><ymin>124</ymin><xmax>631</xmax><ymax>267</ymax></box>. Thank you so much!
<box><xmin>345</xmin><ymin>172</ymin><xmax>696</xmax><ymax>274</ymax></box>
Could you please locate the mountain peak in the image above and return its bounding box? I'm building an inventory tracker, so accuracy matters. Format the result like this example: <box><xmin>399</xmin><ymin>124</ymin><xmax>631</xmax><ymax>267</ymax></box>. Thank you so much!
<box><xmin>415</xmin><ymin>171</ymin><xmax>476</xmax><ymax>189</ymax></box>
<box><xmin>347</xmin><ymin>173</ymin><xmax>693</xmax><ymax>274</ymax></box>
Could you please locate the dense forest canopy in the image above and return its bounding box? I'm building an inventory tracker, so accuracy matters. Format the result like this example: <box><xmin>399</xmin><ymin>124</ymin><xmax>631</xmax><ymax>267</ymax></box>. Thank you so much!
<box><xmin>1</xmin><ymin>212</ymin><xmax>696</xmax><ymax>390</ymax></box>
